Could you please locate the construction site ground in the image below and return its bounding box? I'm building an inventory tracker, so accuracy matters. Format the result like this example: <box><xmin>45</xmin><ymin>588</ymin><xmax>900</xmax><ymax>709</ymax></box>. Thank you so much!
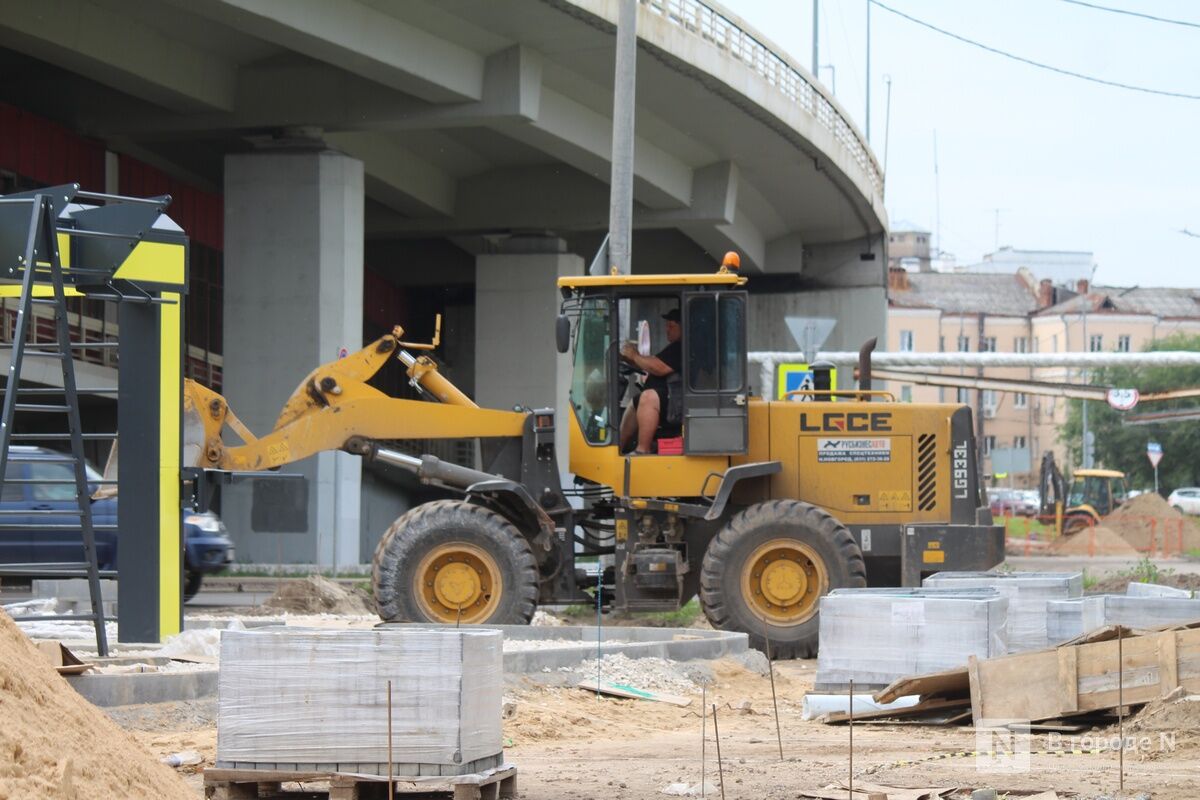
<box><xmin>12</xmin><ymin>559</ymin><xmax>1200</xmax><ymax>798</ymax></box>
<box><xmin>111</xmin><ymin>650</ymin><xmax>1200</xmax><ymax>800</ymax></box>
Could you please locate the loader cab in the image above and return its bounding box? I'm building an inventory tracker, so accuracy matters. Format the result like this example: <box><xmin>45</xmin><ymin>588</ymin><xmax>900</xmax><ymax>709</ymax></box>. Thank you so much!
<box><xmin>558</xmin><ymin>260</ymin><xmax>750</xmax><ymax>459</ymax></box>
<box><xmin>1067</xmin><ymin>468</ymin><xmax>1129</xmax><ymax>518</ymax></box>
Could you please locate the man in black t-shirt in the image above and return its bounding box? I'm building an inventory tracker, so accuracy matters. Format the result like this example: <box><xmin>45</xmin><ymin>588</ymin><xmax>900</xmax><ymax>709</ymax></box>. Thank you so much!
<box><xmin>619</xmin><ymin>308</ymin><xmax>682</xmax><ymax>453</ymax></box>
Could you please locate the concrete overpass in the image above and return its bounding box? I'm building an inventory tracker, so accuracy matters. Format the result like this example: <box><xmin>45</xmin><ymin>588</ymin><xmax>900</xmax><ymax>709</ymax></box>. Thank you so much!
<box><xmin>0</xmin><ymin>0</ymin><xmax>888</xmax><ymax>567</ymax></box>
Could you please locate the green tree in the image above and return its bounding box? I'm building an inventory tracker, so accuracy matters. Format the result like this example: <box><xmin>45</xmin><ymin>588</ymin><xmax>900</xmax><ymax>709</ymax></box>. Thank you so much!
<box><xmin>1060</xmin><ymin>333</ymin><xmax>1200</xmax><ymax>495</ymax></box>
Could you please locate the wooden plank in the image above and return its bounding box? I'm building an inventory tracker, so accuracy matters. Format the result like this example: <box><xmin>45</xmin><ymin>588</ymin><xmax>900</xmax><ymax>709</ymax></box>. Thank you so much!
<box><xmin>576</xmin><ymin>679</ymin><xmax>692</xmax><ymax>706</ymax></box>
<box><xmin>1057</xmin><ymin>646</ymin><xmax>1078</xmax><ymax>715</ymax></box>
<box><xmin>821</xmin><ymin>696</ymin><xmax>969</xmax><ymax>724</ymax></box>
<box><xmin>873</xmin><ymin>666</ymin><xmax>969</xmax><ymax>704</ymax></box>
<box><xmin>967</xmin><ymin>656</ymin><xmax>983</xmax><ymax>724</ymax></box>
<box><xmin>1160</xmin><ymin>630</ymin><xmax>1179</xmax><ymax>696</ymax></box>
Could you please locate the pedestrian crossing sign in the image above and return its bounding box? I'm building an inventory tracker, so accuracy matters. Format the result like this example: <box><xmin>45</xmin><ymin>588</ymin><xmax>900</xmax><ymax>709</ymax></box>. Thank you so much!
<box><xmin>776</xmin><ymin>363</ymin><xmax>838</xmax><ymax>401</ymax></box>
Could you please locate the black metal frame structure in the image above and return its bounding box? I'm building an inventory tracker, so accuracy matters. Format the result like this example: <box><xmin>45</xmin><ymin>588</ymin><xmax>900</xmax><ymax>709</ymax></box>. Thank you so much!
<box><xmin>0</xmin><ymin>184</ymin><xmax>172</xmax><ymax>655</ymax></box>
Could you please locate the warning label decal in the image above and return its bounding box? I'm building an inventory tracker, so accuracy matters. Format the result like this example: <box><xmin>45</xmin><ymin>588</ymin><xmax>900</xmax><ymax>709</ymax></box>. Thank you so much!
<box><xmin>817</xmin><ymin>437</ymin><xmax>892</xmax><ymax>463</ymax></box>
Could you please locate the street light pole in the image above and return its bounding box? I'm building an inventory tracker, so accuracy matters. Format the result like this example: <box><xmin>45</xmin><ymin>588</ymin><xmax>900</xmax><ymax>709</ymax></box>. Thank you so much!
<box><xmin>1080</xmin><ymin>265</ymin><xmax>1097</xmax><ymax>468</ymax></box>
<box><xmin>607</xmin><ymin>0</ymin><xmax>637</xmax><ymax>276</ymax></box>
<box><xmin>865</xmin><ymin>0</ymin><xmax>871</xmax><ymax>142</ymax></box>
<box><xmin>812</xmin><ymin>0</ymin><xmax>819</xmax><ymax>76</ymax></box>
<box><xmin>882</xmin><ymin>75</ymin><xmax>892</xmax><ymax>176</ymax></box>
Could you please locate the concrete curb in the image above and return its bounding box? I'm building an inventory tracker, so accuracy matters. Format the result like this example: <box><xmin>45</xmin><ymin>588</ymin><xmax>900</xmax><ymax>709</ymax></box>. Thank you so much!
<box><xmin>378</xmin><ymin>624</ymin><xmax>750</xmax><ymax>673</ymax></box>
<box><xmin>68</xmin><ymin>625</ymin><xmax>747</xmax><ymax>706</ymax></box>
<box><xmin>68</xmin><ymin>669</ymin><xmax>219</xmax><ymax>707</ymax></box>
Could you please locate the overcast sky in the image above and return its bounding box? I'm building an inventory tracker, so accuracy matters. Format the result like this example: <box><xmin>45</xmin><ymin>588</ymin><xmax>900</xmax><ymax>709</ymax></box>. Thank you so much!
<box><xmin>723</xmin><ymin>0</ymin><xmax>1200</xmax><ymax>288</ymax></box>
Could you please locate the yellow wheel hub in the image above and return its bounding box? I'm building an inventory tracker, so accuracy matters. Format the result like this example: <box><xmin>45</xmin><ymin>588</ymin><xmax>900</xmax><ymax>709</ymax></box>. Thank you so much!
<box><xmin>741</xmin><ymin>538</ymin><xmax>828</xmax><ymax>624</ymax></box>
<box><xmin>414</xmin><ymin>543</ymin><xmax>503</xmax><ymax>624</ymax></box>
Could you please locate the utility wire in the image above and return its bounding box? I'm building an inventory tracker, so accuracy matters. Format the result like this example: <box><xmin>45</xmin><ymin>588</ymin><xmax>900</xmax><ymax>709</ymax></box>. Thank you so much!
<box><xmin>869</xmin><ymin>0</ymin><xmax>1200</xmax><ymax>100</ymax></box>
<box><xmin>1060</xmin><ymin>0</ymin><xmax>1200</xmax><ymax>30</ymax></box>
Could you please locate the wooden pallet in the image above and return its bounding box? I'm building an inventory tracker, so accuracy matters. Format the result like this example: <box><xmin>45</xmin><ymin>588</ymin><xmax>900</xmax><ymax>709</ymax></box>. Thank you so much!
<box><xmin>203</xmin><ymin>764</ymin><xmax>517</xmax><ymax>800</ymax></box>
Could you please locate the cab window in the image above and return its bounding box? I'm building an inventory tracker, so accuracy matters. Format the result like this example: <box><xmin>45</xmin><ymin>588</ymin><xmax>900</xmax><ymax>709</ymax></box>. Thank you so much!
<box><xmin>686</xmin><ymin>294</ymin><xmax>745</xmax><ymax>392</ymax></box>
<box><xmin>569</xmin><ymin>298</ymin><xmax>612</xmax><ymax>445</ymax></box>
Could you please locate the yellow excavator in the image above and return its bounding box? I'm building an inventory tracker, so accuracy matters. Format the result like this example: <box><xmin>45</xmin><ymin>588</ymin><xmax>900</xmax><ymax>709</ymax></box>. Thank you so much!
<box><xmin>1038</xmin><ymin>451</ymin><xmax>1129</xmax><ymax>535</ymax></box>
<box><xmin>184</xmin><ymin>254</ymin><xmax>1003</xmax><ymax>656</ymax></box>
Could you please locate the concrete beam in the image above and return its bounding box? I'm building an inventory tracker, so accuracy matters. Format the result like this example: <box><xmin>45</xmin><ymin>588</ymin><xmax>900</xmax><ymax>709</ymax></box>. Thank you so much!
<box><xmin>103</xmin><ymin>45</ymin><xmax>541</xmax><ymax>138</ymax></box>
<box><xmin>680</xmin><ymin>207</ymin><xmax>767</xmax><ymax>272</ymax></box>
<box><xmin>503</xmin><ymin>87</ymin><xmax>692</xmax><ymax>210</ymax></box>
<box><xmin>170</xmin><ymin>0</ymin><xmax>484</xmax><ymax>104</ymax></box>
<box><xmin>365</xmin><ymin>163</ymin><xmax>744</xmax><ymax>238</ymax></box>
<box><xmin>0</xmin><ymin>0</ymin><xmax>237</xmax><ymax>113</ymax></box>
<box><xmin>326</xmin><ymin>132</ymin><xmax>456</xmax><ymax>218</ymax></box>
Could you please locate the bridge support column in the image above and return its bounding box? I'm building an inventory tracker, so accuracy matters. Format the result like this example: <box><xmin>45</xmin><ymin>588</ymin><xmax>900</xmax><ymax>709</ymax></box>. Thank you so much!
<box><xmin>222</xmin><ymin>150</ymin><xmax>364</xmax><ymax>568</ymax></box>
<box><xmin>475</xmin><ymin>242</ymin><xmax>581</xmax><ymax>462</ymax></box>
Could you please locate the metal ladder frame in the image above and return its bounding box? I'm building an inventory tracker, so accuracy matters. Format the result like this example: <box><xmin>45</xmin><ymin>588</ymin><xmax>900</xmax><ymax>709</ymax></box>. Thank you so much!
<box><xmin>0</xmin><ymin>186</ymin><xmax>173</xmax><ymax>656</ymax></box>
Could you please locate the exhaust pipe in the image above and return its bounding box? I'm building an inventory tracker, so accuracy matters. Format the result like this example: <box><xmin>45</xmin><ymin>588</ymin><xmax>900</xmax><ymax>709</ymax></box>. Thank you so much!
<box><xmin>858</xmin><ymin>337</ymin><xmax>877</xmax><ymax>393</ymax></box>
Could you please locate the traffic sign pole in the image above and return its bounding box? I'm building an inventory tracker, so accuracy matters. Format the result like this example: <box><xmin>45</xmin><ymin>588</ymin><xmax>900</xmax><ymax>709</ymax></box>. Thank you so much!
<box><xmin>1147</xmin><ymin>442</ymin><xmax>1163</xmax><ymax>494</ymax></box>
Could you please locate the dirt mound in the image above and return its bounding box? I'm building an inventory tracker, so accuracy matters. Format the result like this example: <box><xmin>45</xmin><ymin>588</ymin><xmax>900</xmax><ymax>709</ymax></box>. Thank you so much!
<box><xmin>1128</xmin><ymin>688</ymin><xmax>1200</xmax><ymax>735</ymax></box>
<box><xmin>264</xmin><ymin>575</ymin><xmax>374</xmax><ymax>615</ymax></box>
<box><xmin>0</xmin><ymin>609</ymin><xmax>194</xmax><ymax>799</ymax></box>
<box><xmin>1106</xmin><ymin>493</ymin><xmax>1200</xmax><ymax>553</ymax></box>
<box><xmin>1050</xmin><ymin>525</ymin><xmax>1140</xmax><ymax>556</ymax></box>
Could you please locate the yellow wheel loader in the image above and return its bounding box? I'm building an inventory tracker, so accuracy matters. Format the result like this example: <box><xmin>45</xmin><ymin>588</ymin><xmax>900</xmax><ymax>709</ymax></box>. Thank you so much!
<box><xmin>184</xmin><ymin>253</ymin><xmax>1003</xmax><ymax>656</ymax></box>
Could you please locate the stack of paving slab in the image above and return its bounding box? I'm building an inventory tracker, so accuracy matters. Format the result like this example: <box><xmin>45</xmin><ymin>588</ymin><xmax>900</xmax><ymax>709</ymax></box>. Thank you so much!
<box><xmin>922</xmin><ymin>571</ymin><xmax>1083</xmax><ymax>652</ymax></box>
<box><xmin>1047</xmin><ymin>583</ymin><xmax>1200</xmax><ymax>642</ymax></box>
<box><xmin>216</xmin><ymin>627</ymin><xmax>503</xmax><ymax>776</ymax></box>
<box><xmin>815</xmin><ymin>587</ymin><xmax>1008</xmax><ymax>690</ymax></box>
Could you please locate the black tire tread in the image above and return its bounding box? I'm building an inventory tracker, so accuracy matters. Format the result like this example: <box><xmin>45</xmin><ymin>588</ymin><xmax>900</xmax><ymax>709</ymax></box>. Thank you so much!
<box><xmin>699</xmin><ymin>499</ymin><xmax>866</xmax><ymax>659</ymax></box>
<box><xmin>372</xmin><ymin>499</ymin><xmax>538</xmax><ymax>624</ymax></box>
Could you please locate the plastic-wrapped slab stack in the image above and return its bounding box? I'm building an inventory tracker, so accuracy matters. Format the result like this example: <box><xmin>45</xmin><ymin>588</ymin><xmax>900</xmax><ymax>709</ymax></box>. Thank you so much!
<box><xmin>217</xmin><ymin>627</ymin><xmax>502</xmax><ymax>776</ymax></box>
<box><xmin>922</xmin><ymin>571</ymin><xmax>1082</xmax><ymax>652</ymax></box>
<box><xmin>1048</xmin><ymin>594</ymin><xmax>1200</xmax><ymax>642</ymax></box>
<box><xmin>815</xmin><ymin>588</ymin><xmax>1008</xmax><ymax>690</ymax></box>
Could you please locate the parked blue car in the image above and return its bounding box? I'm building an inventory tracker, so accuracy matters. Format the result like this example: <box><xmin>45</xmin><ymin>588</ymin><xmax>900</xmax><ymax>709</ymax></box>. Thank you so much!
<box><xmin>0</xmin><ymin>446</ymin><xmax>234</xmax><ymax>600</ymax></box>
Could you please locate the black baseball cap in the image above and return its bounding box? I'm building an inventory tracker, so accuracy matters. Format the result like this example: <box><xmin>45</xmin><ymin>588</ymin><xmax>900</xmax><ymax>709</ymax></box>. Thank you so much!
<box><xmin>662</xmin><ymin>308</ymin><xmax>681</xmax><ymax>323</ymax></box>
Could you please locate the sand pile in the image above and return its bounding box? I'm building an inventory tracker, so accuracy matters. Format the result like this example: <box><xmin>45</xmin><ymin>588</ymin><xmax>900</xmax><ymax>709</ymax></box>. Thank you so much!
<box><xmin>1107</xmin><ymin>493</ymin><xmax>1200</xmax><ymax>552</ymax></box>
<box><xmin>265</xmin><ymin>575</ymin><xmax>374</xmax><ymax>615</ymax></box>
<box><xmin>1050</xmin><ymin>525</ymin><xmax>1140</xmax><ymax>556</ymax></box>
<box><xmin>0</xmin><ymin>609</ymin><xmax>194</xmax><ymax>799</ymax></box>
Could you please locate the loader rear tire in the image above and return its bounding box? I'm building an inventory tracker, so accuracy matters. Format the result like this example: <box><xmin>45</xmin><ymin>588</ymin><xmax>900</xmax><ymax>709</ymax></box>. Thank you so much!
<box><xmin>372</xmin><ymin>499</ymin><xmax>538</xmax><ymax>625</ymax></box>
<box><xmin>699</xmin><ymin>500</ymin><xmax>866</xmax><ymax>659</ymax></box>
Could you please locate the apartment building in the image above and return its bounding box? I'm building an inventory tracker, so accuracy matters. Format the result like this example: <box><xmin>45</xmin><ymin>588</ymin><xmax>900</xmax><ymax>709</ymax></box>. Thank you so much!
<box><xmin>886</xmin><ymin>268</ymin><xmax>1200</xmax><ymax>486</ymax></box>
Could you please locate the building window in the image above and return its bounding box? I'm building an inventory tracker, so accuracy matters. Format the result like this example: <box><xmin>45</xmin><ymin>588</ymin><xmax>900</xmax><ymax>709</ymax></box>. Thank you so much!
<box><xmin>980</xmin><ymin>336</ymin><xmax>997</xmax><ymax>352</ymax></box>
<box><xmin>982</xmin><ymin>389</ymin><xmax>998</xmax><ymax>409</ymax></box>
<box><xmin>938</xmin><ymin>387</ymin><xmax>946</xmax><ymax>402</ymax></box>
<box><xmin>939</xmin><ymin>336</ymin><xmax>945</xmax><ymax>352</ymax></box>
<box><xmin>1117</xmin><ymin>334</ymin><xmax>1131</xmax><ymax>352</ymax></box>
<box><xmin>984</xmin><ymin>436</ymin><xmax>995</xmax><ymax>456</ymax></box>
<box><xmin>1089</xmin><ymin>334</ymin><xmax>1104</xmax><ymax>352</ymax></box>
<box><xmin>1014</xmin><ymin>336</ymin><xmax>1028</xmax><ymax>353</ymax></box>
<box><xmin>900</xmin><ymin>385</ymin><xmax>913</xmax><ymax>402</ymax></box>
<box><xmin>1014</xmin><ymin>392</ymin><xmax>1028</xmax><ymax>408</ymax></box>
<box><xmin>899</xmin><ymin>330</ymin><xmax>914</xmax><ymax>352</ymax></box>
<box><xmin>957</xmin><ymin>387</ymin><xmax>969</xmax><ymax>404</ymax></box>
<box><xmin>957</xmin><ymin>335</ymin><xmax>970</xmax><ymax>352</ymax></box>
<box><xmin>1014</xmin><ymin>436</ymin><xmax>1027</xmax><ymax>449</ymax></box>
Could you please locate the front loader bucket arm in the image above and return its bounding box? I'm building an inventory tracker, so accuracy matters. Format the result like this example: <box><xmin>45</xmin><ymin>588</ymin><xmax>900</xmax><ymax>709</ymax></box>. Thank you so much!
<box><xmin>186</xmin><ymin>321</ymin><xmax>524</xmax><ymax>471</ymax></box>
<box><xmin>204</xmin><ymin>397</ymin><xmax>525</xmax><ymax>471</ymax></box>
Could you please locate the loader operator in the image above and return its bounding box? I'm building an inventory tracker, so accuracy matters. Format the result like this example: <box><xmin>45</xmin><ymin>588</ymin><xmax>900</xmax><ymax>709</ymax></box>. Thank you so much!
<box><xmin>619</xmin><ymin>307</ymin><xmax>682</xmax><ymax>454</ymax></box>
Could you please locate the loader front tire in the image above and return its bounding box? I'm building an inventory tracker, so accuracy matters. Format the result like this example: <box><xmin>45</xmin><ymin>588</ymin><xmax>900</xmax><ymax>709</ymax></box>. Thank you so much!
<box><xmin>372</xmin><ymin>499</ymin><xmax>538</xmax><ymax>625</ymax></box>
<box><xmin>699</xmin><ymin>500</ymin><xmax>866</xmax><ymax>659</ymax></box>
